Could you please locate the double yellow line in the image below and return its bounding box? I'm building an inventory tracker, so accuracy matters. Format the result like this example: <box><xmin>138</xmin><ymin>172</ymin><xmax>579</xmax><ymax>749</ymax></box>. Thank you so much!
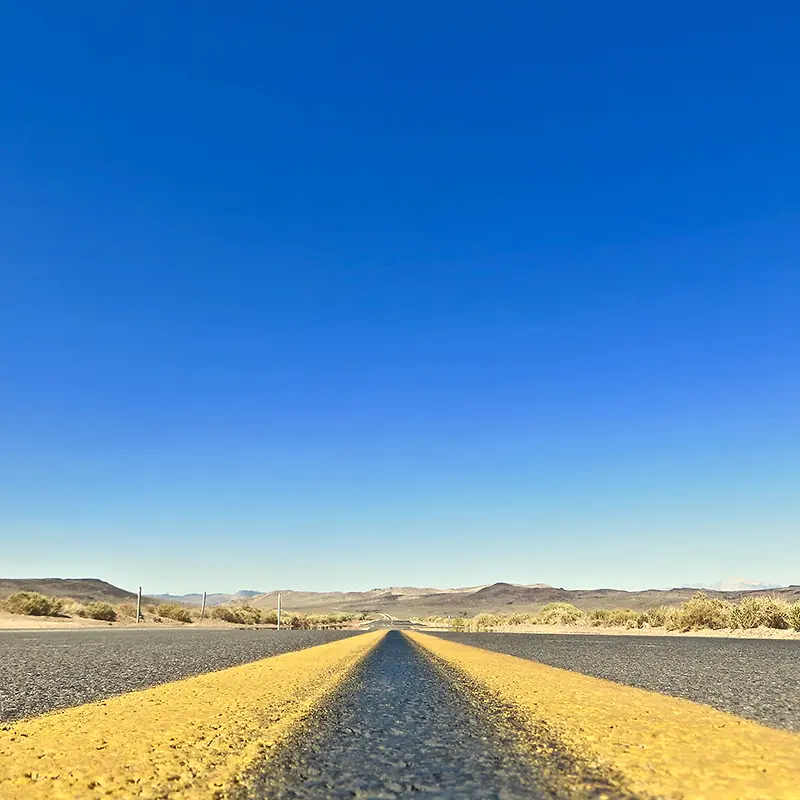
<box><xmin>408</xmin><ymin>631</ymin><xmax>800</xmax><ymax>799</ymax></box>
<box><xmin>0</xmin><ymin>631</ymin><xmax>384</xmax><ymax>799</ymax></box>
<box><xmin>2</xmin><ymin>629</ymin><xmax>799</xmax><ymax>799</ymax></box>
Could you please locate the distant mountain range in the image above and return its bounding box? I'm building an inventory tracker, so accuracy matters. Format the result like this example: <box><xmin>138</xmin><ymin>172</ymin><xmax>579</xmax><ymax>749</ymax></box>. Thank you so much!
<box><xmin>152</xmin><ymin>590</ymin><xmax>263</xmax><ymax>607</ymax></box>
<box><xmin>3</xmin><ymin>578</ymin><xmax>797</xmax><ymax>615</ymax></box>
<box><xmin>154</xmin><ymin>580</ymin><xmax>799</xmax><ymax>616</ymax></box>
<box><xmin>686</xmin><ymin>578</ymin><xmax>783</xmax><ymax>592</ymax></box>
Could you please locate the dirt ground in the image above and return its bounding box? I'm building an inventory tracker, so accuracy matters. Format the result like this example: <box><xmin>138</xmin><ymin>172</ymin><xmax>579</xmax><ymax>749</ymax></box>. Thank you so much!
<box><xmin>0</xmin><ymin>611</ymin><xmax>373</xmax><ymax>631</ymax></box>
<box><xmin>0</xmin><ymin>611</ymin><xmax>233</xmax><ymax>630</ymax></box>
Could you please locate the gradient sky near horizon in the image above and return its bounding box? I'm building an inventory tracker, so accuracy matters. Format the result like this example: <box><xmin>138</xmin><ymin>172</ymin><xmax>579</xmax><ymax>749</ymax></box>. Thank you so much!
<box><xmin>1</xmin><ymin>2</ymin><xmax>798</xmax><ymax>594</ymax></box>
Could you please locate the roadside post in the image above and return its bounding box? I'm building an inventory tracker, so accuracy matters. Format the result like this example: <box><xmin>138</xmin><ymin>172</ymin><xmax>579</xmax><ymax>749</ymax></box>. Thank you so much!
<box><xmin>136</xmin><ymin>586</ymin><xmax>142</xmax><ymax>624</ymax></box>
<box><xmin>200</xmin><ymin>591</ymin><xmax>207</xmax><ymax>621</ymax></box>
<box><xmin>277</xmin><ymin>593</ymin><xmax>282</xmax><ymax>631</ymax></box>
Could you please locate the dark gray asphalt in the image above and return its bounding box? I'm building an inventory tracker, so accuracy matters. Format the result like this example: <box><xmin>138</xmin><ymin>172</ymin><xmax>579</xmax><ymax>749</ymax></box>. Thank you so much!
<box><xmin>0</xmin><ymin>628</ymin><xmax>361</xmax><ymax>722</ymax></box>
<box><xmin>237</xmin><ymin>631</ymin><xmax>632</xmax><ymax>800</ymax></box>
<box><xmin>431</xmin><ymin>631</ymin><xmax>800</xmax><ymax>732</ymax></box>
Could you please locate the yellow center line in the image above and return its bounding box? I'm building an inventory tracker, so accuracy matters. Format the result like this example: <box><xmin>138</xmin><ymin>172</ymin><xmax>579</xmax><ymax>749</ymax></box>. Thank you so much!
<box><xmin>0</xmin><ymin>631</ymin><xmax>385</xmax><ymax>799</ymax></box>
<box><xmin>407</xmin><ymin>630</ymin><xmax>800</xmax><ymax>800</ymax></box>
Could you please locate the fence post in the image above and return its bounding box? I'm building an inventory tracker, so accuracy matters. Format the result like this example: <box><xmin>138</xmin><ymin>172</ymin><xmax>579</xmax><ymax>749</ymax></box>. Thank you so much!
<box><xmin>136</xmin><ymin>586</ymin><xmax>142</xmax><ymax>624</ymax></box>
<box><xmin>200</xmin><ymin>591</ymin><xmax>207</xmax><ymax>622</ymax></box>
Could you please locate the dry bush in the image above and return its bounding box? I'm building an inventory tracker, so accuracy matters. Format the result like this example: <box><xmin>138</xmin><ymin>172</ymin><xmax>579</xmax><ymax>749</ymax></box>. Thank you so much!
<box><xmin>235</xmin><ymin>605</ymin><xmax>262</xmax><ymax>625</ymax></box>
<box><xmin>260</xmin><ymin>609</ymin><xmax>278</xmax><ymax>626</ymax></box>
<box><xmin>729</xmin><ymin>596</ymin><xmax>790</xmax><ymax>629</ymax></box>
<box><xmin>451</xmin><ymin>617</ymin><xmax>468</xmax><ymax>631</ymax></box>
<box><xmin>537</xmin><ymin>602</ymin><xmax>585</xmax><ymax>626</ymax></box>
<box><xmin>4</xmin><ymin>591</ymin><xmax>64</xmax><ymax>617</ymax></box>
<box><xmin>308</xmin><ymin>612</ymin><xmax>355</xmax><ymax>627</ymax></box>
<box><xmin>211</xmin><ymin>606</ymin><xmax>241</xmax><ymax>623</ymax></box>
<box><xmin>788</xmin><ymin>602</ymin><xmax>800</xmax><ymax>631</ymax></box>
<box><xmin>506</xmin><ymin>612</ymin><xmax>536</xmax><ymax>625</ymax></box>
<box><xmin>60</xmin><ymin>599</ymin><xmax>87</xmax><ymax>617</ymax></box>
<box><xmin>586</xmin><ymin>609</ymin><xmax>611</xmax><ymax>627</ymax></box>
<box><xmin>668</xmin><ymin>593</ymin><xmax>732</xmax><ymax>631</ymax></box>
<box><xmin>116</xmin><ymin>603</ymin><xmax>138</xmax><ymax>618</ymax></box>
<box><xmin>472</xmin><ymin>612</ymin><xmax>503</xmax><ymax>630</ymax></box>
<box><xmin>639</xmin><ymin>606</ymin><xmax>668</xmax><ymax>628</ymax></box>
<box><xmin>157</xmin><ymin>603</ymin><xmax>193</xmax><ymax>623</ymax></box>
<box><xmin>82</xmin><ymin>602</ymin><xmax>117</xmax><ymax>621</ymax></box>
<box><xmin>606</xmin><ymin>609</ymin><xmax>639</xmax><ymax>628</ymax></box>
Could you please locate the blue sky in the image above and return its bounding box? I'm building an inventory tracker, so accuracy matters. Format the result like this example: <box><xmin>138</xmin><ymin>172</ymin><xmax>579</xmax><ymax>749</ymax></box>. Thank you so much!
<box><xmin>1</xmin><ymin>2</ymin><xmax>798</xmax><ymax>593</ymax></box>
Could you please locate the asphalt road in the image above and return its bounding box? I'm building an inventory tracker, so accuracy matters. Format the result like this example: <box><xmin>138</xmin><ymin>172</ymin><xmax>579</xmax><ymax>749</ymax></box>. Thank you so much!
<box><xmin>431</xmin><ymin>631</ymin><xmax>800</xmax><ymax>732</ymax></box>
<box><xmin>238</xmin><ymin>630</ymin><xmax>631</xmax><ymax>800</ymax></box>
<box><xmin>0</xmin><ymin>628</ymin><xmax>361</xmax><ymax>722</ymax></box>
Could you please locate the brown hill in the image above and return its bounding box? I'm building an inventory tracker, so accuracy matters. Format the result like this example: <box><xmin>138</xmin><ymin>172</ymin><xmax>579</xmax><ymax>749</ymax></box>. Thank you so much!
<box><xmin>3</xmin><ymin>578</ymin><xmax>797</xmax><ymax>617</ymax></box>
<box><xmin>0</xmin><ymin>578</ymin><xmax>144</xmax><ymax>604</ymax></box>
<box><xmin>242</xmin><ymin>582</ymin><xmax>800</xmax><ymax>616</ymax></box>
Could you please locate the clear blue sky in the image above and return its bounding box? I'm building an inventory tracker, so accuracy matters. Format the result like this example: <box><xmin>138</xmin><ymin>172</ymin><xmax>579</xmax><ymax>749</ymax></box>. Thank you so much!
<box><xmin>2</xmin><ymin>2</ymin><xmax>798</xmax><ymax>594</ymax></box>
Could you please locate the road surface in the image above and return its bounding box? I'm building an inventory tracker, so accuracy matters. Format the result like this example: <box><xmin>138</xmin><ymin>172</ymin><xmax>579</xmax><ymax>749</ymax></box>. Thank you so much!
<box><xmin>0</xmin><ymin>628</ymin><xmax>360</xmax><ymax>721</ymax></box>
<box><xmin>430</xmin><ymin>630</ymin><xmax>800</xmax><ymax>731</ymax></box>
<box><xmin>2</xmin><ymin>626</ymin><xmax>799</xmax><ymax>798</ymax></box>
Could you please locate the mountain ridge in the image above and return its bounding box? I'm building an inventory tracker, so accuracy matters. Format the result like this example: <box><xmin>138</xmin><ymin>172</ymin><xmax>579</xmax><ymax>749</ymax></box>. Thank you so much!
<box><xmin>3</xmin><ymin>577</ymin><xmax>797</xmax><ymax>615</ymax></box>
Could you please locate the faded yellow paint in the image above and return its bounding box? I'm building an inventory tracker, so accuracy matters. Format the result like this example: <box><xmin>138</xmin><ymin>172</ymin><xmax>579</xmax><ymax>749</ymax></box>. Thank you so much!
<box><xmin>407</xmin><ymin>630</ymin><xmax>800</xmax><ymax>799</ymax></box>
<box><xmin>0</xmin><ymin>631</ymin><xmax>384</xmax><ymax>799</ymax></box>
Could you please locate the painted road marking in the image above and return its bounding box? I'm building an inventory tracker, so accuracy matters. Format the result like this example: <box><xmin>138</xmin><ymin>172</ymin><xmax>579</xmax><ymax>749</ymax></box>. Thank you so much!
<box><xmin>407</xmin><ymin>630</ymin><xmax>800</xmax><ymax>799</ymax></box>
<box><xmin>0</xmin><ymin>630</ymin><xmax>384</xmax><ymax>799</ymax></box>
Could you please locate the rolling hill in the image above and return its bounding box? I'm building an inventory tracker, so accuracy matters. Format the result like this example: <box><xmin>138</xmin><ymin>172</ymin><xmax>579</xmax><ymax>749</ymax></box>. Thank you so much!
<box><xmin>0</xmin><ymin>578</ymin><xmax>143</xmax><ymax>604</ymax></box>
<box><xmin>3</xmin><ymin>578</ymin><xmax>797</xmax><ymax>617</ymax></box>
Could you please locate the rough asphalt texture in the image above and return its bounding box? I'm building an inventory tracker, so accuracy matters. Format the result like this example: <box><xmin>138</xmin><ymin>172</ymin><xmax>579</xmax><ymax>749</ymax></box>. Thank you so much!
<box><xmin>0</xmin><ymin>628</ymin><xmax>361</xmax><ymax>722</ymax></box>
<box><xmin>241</xmin><ymin>630</ymin><xmax>630</xmax><ymax>800</ymax></box>
<box><xmin>432</xmin><ymin>631</ymin><xmax>800</xmax><ymax>732</ymax></box>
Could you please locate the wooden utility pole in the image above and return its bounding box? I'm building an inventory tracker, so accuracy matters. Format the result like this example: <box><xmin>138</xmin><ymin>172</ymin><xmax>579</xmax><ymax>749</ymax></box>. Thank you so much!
<box><xmin>200</xmin><ymin>591</ymin><xmax>207</xmax><ymax>622</ymax></box>
<box><xmin>136</xmin><ymin>586</ymin><xmax>142</xmax><ymax>624</ymax></box>
<box><xmin>277</xmin><ymin>593</ymin><xmax>282</xmax><ymax>631</ymax></box>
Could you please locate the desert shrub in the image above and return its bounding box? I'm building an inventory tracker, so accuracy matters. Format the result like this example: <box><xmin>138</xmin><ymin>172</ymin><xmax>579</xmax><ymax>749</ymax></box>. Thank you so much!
<box><xmin>669</xmin><ymin>593</ymin><xmax>732</xmax><ymax>631</ymax></box>
<box><xmin>451</xmin><ymin>617</ymin><xmax>467</xmax><ymax>631</ymax></box>
<box><xmin>639</xmin><ymin>606</ymin><xmax>668</xmax><ymax>628</ymax></box>
<box><xmin>4</xmin><ymin>591</ymin><xmax>64</xmax><ymax>617</ymax></box>
<box><xmin>211</xmin><ymin>606</ymin><xmax>238</xmax><ymax>623</ymax></box>
<box><xmin>235</xmin><ymin>605</ymin><xmax>262</xmax><ymax>625</ymax></box>
<box><xmin>260</xmin><ymin>609</ymin><xmax>278</xmax><ymax>626</ymax></box>
<box><xmin>282</xmin><ymin>613</ymin><xmax>306</xmax><ymax>629</ymax></box>
<box><xmin>60</xmin><ymin>599</ymin><xmax>87</xmax><ymax>617</ymax></box>
<box><xmin>586</xmin><ymin>609</ymin><xmax>611</xmax><ymax>627</ymax></box>
<box><xmin>157</xmin><ymin>603</ymin><xmax>193</xmax><ymax>623</ymax></box>
<box><xmin>506</xmin><ymin>612</ymin><xmax>535</xmax><ymax>626</ymax></box>
<box><xmin>117</xmin><ymin>603</ymin><xmax>138</xmax><ymax>618</ymax></box>
<box><xmin>606</xmin><ymin>609</ymin><xmax>639</xmax><ymax>628</ymax></box>
<box><xmin>472</xmin><ymin>612</ymin><xmax>503</xmax><ymax>630</ymax></box>
<box><xmin>82</xmin><ymin>602</ymin><xmax>117</xmax><ymax>621</ymax></box>
<box><xmin>537</xmin><ymin>602</ymin><xmax>585</xmax><ymax>626</ymax></box>
<box><xmin>729</xmin><ymin>596</ymin><xmax>789</xmax><ymax>630</ymax></box>
<box><xmin>788</xmin><ymin>602</ymin><xmax>800</xmax><ymax>631</ymax></box>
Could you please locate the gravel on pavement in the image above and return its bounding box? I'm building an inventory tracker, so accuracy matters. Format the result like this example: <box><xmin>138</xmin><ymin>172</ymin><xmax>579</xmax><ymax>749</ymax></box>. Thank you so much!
<box><xmin>0</xmin><ymin>628</ymin><xmax>362</xmax><ymax>722</ymax></box>
<box><xmin>430</xmin><ymin>631</ymin><xmax>800</xmax><ymax>732</ymax></box>
<box><xmin>239</xmin><ymin>630</ymin><xmax>632</xmax><ymax>800</ymax></box>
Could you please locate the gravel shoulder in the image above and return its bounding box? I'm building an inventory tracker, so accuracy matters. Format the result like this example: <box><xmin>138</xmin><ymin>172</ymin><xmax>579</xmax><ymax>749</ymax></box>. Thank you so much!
<box><xmin>430</xmin><ymin>631</ymin><xmax>800</xmax><ymax>732</ymax></box>
<box><xmin>0</xmin><ymin>628</ymin><xmax>362</xmax><ymax>722</ymax></box>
